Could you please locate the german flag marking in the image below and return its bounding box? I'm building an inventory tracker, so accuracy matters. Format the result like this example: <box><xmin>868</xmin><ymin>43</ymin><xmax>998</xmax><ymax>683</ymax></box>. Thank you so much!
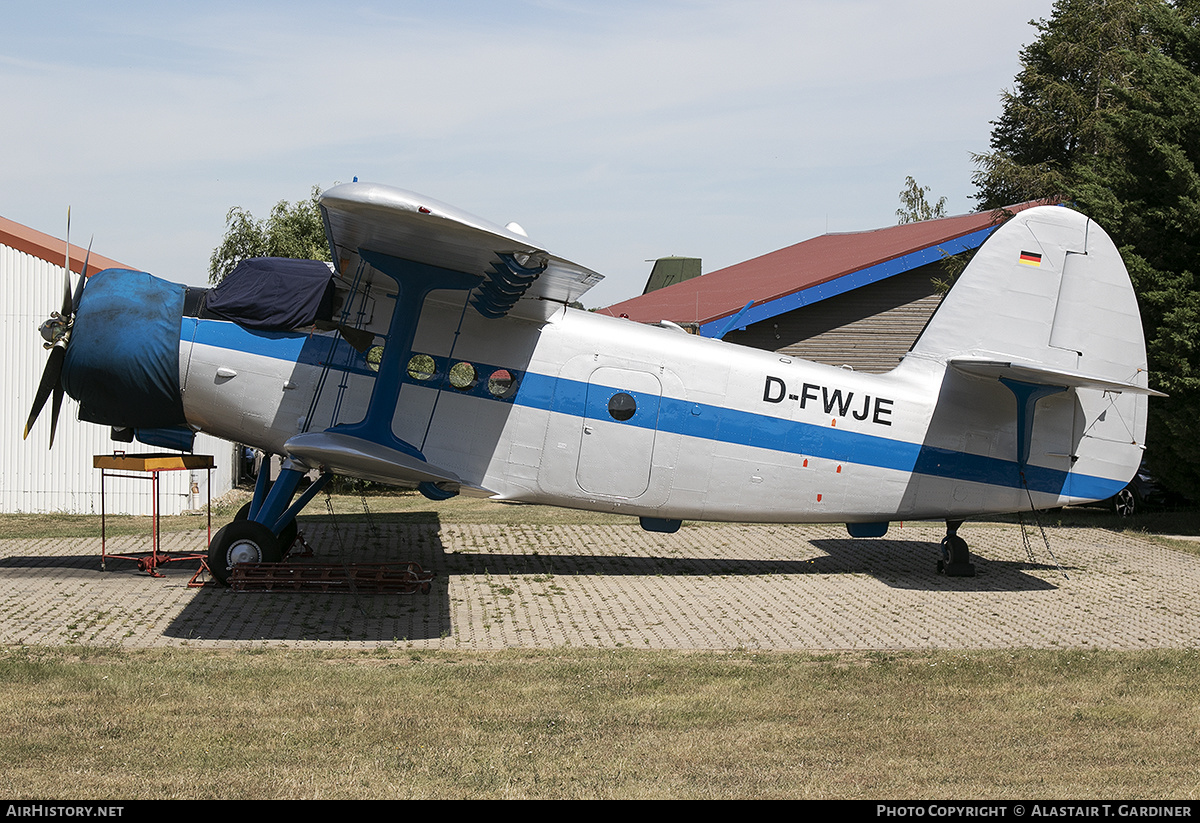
<box><xmin>1019</xmin><ymin>250</ymin><xmax>1043</xmax><ymax>267</ymax></box>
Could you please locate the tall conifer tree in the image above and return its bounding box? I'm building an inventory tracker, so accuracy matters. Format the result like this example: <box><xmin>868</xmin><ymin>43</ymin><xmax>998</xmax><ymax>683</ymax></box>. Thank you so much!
<box><xmin>975</xmin><ymin>0</ymin><xmax>1200</xmax><ymax>498</ymax></box>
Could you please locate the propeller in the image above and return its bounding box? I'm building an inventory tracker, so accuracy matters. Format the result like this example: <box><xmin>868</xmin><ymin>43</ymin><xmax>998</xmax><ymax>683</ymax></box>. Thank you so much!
<box><xmin>23</xmin><ymin>209</ymin><xmax>92</xmax><ymax>449</ymax></box>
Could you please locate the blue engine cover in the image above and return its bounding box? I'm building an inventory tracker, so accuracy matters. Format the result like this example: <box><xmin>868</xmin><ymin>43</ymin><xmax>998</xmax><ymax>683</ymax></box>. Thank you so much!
<box><xmin>61</xmin><ymin>269</ymin><xmax>188</xmax><ymax>429</ymax></box>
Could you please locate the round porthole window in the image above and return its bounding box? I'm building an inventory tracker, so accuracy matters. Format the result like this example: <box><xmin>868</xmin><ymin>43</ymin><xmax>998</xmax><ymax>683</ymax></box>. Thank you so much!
<box><xmin>367</xmin><ymin>345</ymin><xmax>384</xmax><ymax>373</ymax></box>
<box><xmin>608</xmin><ymin>392</ymin><xmax>637</xmax><ymax>421</ymax></box>
<box><xmin>407</xmin><ymin>354</ymin><xmax>436</xmax><ymax>381</ymax></box>
<box><xmin>449</xmin><ymin>361</ymin><xmax>477</xmax><ymax>390</ymax></box>
<box><xmin>487</xmin><ymin>368</ymin><xmax>517</xmax><ymax>398</ymax></box>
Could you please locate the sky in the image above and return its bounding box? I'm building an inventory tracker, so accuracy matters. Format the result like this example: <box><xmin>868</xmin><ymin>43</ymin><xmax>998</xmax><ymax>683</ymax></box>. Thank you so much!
<box><xmin>1</xmin><ymin>0</ymin><xmax>1055</xmax><ymax>308</ymax></box>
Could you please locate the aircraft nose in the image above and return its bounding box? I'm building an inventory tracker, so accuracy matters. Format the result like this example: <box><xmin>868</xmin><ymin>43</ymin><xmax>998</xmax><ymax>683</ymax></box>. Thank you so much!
<box><xmin>60</xmin><ymin>269</ymin><xmax>189</xmax><ymax>429</ymax></box>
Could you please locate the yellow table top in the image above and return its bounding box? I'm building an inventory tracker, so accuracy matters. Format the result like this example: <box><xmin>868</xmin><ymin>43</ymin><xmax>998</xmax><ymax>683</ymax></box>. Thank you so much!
<box><xmin>93</xmin><ymin>453</ymin><xmax>215</xmax><ymax>471</ymax></box>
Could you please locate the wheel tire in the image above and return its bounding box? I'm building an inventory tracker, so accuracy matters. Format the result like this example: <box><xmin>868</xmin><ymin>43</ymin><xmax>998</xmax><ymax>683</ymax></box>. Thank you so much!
<box><xmin>1112</xmin><ymin>486</ymin><xmax>1138</xmax><ymax>517</ymax></box>
<box><xmin>208</xmin><ymin>520</ymin><xmax>281</xmax><ymax>585</ymax></box>
<box><xmin>276</xmin><ymin>519</ymin><xmax>299</xmax><ymax>555</ymax></box>
<box><xmin>234</xmin><ymin>502</ymin><xmax>298</xmax><ymax>556</ymax></box>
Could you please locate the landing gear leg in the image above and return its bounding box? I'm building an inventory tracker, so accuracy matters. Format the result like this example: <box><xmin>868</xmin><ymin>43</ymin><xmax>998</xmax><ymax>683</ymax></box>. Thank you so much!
<box><xmin>938</xmin><ymin>520</ymin><xmax>976</xmax><ymax>577</ymax></box>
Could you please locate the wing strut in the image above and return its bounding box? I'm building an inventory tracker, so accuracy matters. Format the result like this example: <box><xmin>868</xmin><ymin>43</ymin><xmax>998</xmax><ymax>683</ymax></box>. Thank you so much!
<box><xmin>289</xmin><ymin>248</ymin><xmax>481</xmax><ymax>489</ymax></box>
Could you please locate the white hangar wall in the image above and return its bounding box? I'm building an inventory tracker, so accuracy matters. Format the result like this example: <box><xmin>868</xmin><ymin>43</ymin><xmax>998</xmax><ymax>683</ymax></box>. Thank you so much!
<box><xmin>1</xmin><ymin>240</ymin><xmax>235</xmax><ymax>515</ymax></box>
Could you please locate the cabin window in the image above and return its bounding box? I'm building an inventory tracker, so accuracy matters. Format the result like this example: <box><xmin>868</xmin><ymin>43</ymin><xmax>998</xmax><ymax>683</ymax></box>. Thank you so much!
<box><xmin>449</xmin><ymin>361</ymin><xmax>477</xmax><ymax>390</ymax></box>
<box><xmin>487</xmin><ymin>368</ymin><xmax>516</xmax><ymax>398</ymax></box>
<box><xmin>407</xmin><ymin>354</ymin><xmax>437</xmax><ymax>381</ymax></box>
<box><xmin>367</xmin><ymin>345</ymin><xmax>384</xmax><ymax>373</ymax></box>
<box><xmin>608</xmin><ymin>392</ymin><xmax>637</xmax><ymax>421</ymax></box>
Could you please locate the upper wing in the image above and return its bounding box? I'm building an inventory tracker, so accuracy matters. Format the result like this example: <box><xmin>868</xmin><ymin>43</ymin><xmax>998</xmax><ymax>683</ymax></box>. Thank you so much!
<box><xmin>320</xmin><ymin>182</ymin><xmax>603</xmax><ymax>319</ymax></box>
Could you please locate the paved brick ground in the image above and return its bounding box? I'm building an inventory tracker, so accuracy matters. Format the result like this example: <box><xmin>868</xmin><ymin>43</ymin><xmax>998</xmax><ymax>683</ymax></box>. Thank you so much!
<box><xmin>1</xmin><ymin>521</ymin><xmax>1197</xmax><ymax>650</ymax></box>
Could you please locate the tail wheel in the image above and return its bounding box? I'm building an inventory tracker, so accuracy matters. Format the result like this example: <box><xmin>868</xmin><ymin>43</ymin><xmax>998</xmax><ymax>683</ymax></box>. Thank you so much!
<box><xmin>207</xmin><ymin>520</ymin><xmax>281</xmax><ymax>585</ymax></box>
<box><xmin>938</xmin><ymin>532</ymin><xmax>975</xmax><ymax>577</ymax></box>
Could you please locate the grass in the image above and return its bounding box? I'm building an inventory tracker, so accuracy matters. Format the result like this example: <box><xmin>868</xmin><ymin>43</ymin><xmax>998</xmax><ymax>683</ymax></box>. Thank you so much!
<box><xmin>1</xmin><ymin>646</ymin><xmax>1198</xmax><ymax>799</ymax></box>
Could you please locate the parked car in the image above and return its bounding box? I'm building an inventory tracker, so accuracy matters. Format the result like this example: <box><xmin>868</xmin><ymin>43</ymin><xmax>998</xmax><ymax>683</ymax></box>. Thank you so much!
<box><xmin>1105</xmin><ymin>462</ymin><xmax>1161</xmax><ymax>517</ymax></box>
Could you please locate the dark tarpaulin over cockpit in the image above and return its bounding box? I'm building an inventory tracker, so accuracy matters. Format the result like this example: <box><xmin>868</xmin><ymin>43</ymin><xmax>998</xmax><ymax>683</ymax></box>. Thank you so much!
<box><xmin>204</xmin><ymin>257</ymin><xmax>336</xmax><ymax>331</ymax></box>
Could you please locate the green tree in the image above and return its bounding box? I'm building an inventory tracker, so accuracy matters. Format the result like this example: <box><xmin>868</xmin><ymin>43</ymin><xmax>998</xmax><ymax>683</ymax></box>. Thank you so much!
<box><xmin>973</xmin><ymin>0</ymin><xmax>1200</xmax><ymax>499</ymax></box>
<box><xmin>897</xmin><ymin>176</ymin><xmax>962</xmax><ymax>293</ymax></box>
<box><xmin>896</xmin><ymin>175</ymin><xmax>948</xmax><ymax>223</ymax></box>
<box><xmin>208</xmin><ymin>185</ymin><xmax>329</xmax><ymax>284</ymax></box>
<box><xmin>973</xmin><ymin>0</ymin><xmax>1151</xmax><ymax>208</ymax></box>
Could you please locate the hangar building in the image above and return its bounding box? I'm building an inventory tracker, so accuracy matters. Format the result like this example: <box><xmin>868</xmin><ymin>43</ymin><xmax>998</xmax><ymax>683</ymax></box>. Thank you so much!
<box><xmin>1</xmin><ymin>215</ymin><xmax>235</xmax><ymax>514</ymax></box>
<box><xmin>600</xmin><ymin>203</ymin><xmax>1045</xmax><ymax>374</ymax></box>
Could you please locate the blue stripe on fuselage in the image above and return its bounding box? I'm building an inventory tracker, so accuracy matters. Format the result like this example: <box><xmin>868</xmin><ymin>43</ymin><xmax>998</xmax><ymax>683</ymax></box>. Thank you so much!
<box><xmin>185</xmin><ymin>317</ymin><xmax>366</xmax><ymax>371</ymax></box>
<box><xmin>518</xmin><ymin>370</ymin><xmax>920</xmax><ymax>471</ymax></box>
<box><xmin>184</xmin><ymin>317</ymin><xmax>1125</xmax><ymax>501</ymax></box>
<box><xmin>516</xmin><ymin>370</ymin><xmax>1120</xmax><ymax>499</ymax></box>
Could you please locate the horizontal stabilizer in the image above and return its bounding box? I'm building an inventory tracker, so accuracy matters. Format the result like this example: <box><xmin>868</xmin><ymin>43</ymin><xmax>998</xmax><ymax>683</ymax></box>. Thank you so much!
<box><xmin>949</xmin><ymin>357</ymin><xmax>1166</xmax><ymax>397</ymax></box>
<box><xmin>285</xmin><ymin>431</ymin><xmax>491</xmax><ymax>492</ymax></box>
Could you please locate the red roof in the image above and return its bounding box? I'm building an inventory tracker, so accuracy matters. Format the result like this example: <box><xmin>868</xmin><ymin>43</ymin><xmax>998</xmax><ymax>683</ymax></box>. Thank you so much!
<box><xmin>0</xmin><ymin>214</ymin><xmax>128</xmax><ymax>275</ymax></box>
<box><xmin>600</xmin><ymin>203</ymin><xmax>1046</xmax><ymax>327</ymax></box>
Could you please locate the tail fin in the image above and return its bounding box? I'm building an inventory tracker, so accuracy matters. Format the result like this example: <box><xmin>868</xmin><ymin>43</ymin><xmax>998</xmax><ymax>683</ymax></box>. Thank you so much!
<box><xmin>906</xmin><ymin>205</ymin><xmax>1157</xmax><ymax>506</ymax></box>
<box><xmin>911</xmin><ymin>205</ymin><xmax>1151</xmax><ymax>385</ymax></box>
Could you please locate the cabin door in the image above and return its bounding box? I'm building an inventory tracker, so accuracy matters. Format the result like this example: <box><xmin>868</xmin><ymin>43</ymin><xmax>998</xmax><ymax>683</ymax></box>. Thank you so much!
<box><xmin>576</xmin><ymin>367</ymin><xmax>662</xmax><ymax>499</ymax></box>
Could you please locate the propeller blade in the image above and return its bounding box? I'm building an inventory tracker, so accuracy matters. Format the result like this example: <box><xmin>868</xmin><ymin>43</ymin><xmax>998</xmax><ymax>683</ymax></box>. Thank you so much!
<box><xmin>23</xmin><ymin>346</ymin><xmax>65</xmax><ymax>442</ymax></box>
<box><xmin>60</xmin><ymin>208</ymin><xmax>73</xmax><ymax>318</ymax></box>
<box><xmin>71</xmin><ymin>236</ymin><xmax>93</xmax><ymax>314</ymax></box>
<box><xmin>49</xmin><ymin>384</ymin><xmax>65</xmax><ymax>450</ymax></box>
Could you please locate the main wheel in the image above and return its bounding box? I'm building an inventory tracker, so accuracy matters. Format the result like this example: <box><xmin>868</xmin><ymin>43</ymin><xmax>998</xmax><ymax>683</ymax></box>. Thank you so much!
<box><xmin>234</xmin><ymin>502</ymin><xmax>299</xmax><ymax>555</ymax></box>
<box><xmin>207</xmin><ymin>519</ymin><xmax>281</xmax><ymax>585</ymax></box>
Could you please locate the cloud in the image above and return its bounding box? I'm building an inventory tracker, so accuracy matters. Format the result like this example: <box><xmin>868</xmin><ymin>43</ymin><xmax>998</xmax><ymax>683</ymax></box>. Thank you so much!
<box><xmin>0</xmin><ymin>0</ymin><xmax>1052</xmax><ymax>300</ymax></box>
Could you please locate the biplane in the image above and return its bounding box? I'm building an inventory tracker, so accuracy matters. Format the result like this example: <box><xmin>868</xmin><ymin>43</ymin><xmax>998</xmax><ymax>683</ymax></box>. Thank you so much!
<box><xmin>25</xmin><ymin>183</ymin><xmax>1160</xmax><ymax>581</ymax></box>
